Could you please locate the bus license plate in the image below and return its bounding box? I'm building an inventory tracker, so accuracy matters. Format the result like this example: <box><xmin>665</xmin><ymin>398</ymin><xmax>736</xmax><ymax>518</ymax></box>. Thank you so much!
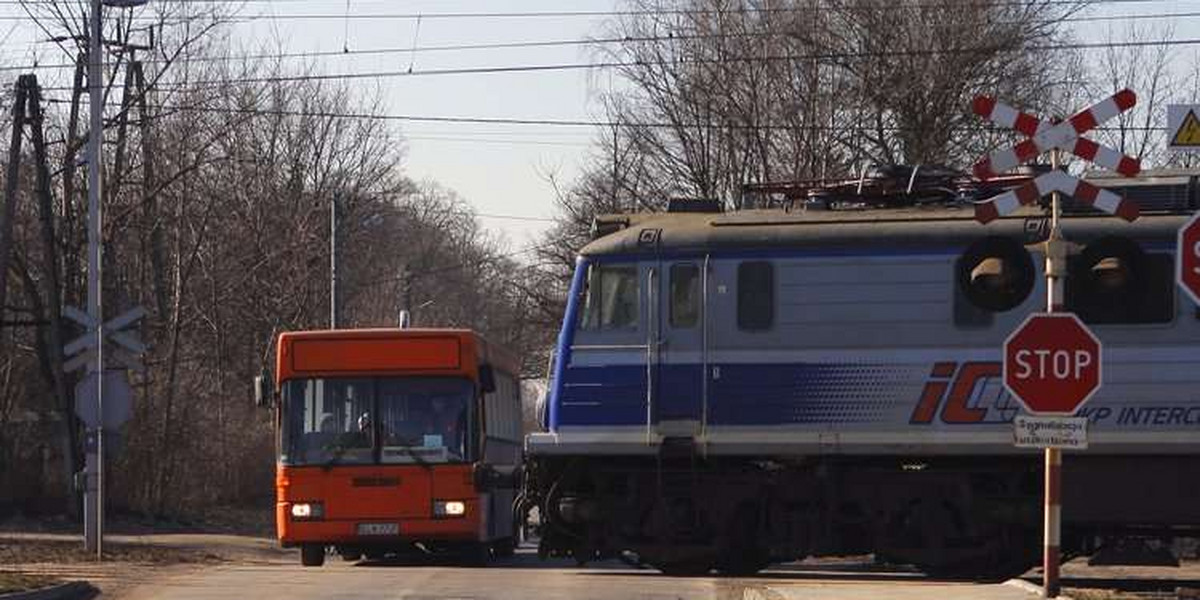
<box><xmin>356</xmin><ymin>523</ymin><xmax>399</xmax><ymax>536</ymax></box>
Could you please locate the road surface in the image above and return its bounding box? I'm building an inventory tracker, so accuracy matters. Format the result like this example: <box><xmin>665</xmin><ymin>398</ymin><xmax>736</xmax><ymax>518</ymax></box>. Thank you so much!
<box><xmin>106</xmin><ymin>548</ymin><xmax>1044</xmax><ymax>600</ymax></box>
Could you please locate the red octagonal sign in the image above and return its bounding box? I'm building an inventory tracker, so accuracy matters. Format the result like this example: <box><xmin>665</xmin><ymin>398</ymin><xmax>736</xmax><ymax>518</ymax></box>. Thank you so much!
<box><xmin>1179</xmin><ymin>212</ymin><xmax>1200</xmax><ymax>307</ymax></box>
<box><xmin>1003</xmin><ymin>313</ymin><xmax>1103</xmax><ymax>415</ymax></box>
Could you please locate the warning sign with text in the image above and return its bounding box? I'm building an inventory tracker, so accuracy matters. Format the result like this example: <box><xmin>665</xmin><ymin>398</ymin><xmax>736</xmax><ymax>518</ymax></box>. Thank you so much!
<box><xmin>1168</xmin><ymin>105</ymin><xmax>1200</xmax><ymax>151</ymax></box>
<box><xmin>1013</xmin><ymin>415</ymin><xmax>1089</xmax><ymax>449</ymax></box>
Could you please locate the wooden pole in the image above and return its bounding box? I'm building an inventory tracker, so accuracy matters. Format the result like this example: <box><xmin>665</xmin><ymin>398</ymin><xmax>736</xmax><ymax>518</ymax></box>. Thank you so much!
<box><xmin>0</xmin><ymin>76</ymin><xmax>30</xmax><ymax>346</ymax></box>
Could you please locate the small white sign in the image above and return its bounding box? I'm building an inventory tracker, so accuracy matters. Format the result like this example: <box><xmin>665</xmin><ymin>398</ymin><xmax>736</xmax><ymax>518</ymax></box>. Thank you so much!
<box><xmin>1168</xmin><ymin>105</ymin><xmax>1200</xmax><ymax>151</ymax></box>
<box><xmin>1013</xmin><ymin>415</ymin><xmax>1089</xmax><ymax>450</ymax></box>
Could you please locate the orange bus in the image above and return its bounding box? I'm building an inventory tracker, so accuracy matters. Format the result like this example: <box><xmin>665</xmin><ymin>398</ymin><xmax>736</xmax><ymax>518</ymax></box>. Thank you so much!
<box><xmin>259</xmin><ymin>328</ymin><xmax>524</xmax><ymax>566</ymax></box>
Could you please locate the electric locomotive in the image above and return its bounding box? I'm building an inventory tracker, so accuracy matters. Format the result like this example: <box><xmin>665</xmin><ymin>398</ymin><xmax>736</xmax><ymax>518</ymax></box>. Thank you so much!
<box><xmin>523</xmin><ymin>168</ymin><xmax>1200</xmax><ymax>577</ymax></box>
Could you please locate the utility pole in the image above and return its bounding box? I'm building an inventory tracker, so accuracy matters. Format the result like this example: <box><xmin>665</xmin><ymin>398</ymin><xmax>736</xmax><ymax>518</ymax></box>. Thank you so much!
<box><xmin>330</xmin><ymin>193</ymin><xmax>339</xmax><ymax>329</ymax></box>
<box><xmin>0</xmin><ymin>78</ymin><xmax>30</xmax><ymax>353</ymax></box>
<box><xmin>84</xmin><ymin>0</ymin><xmax>105</xmax><ymax>559</ymax></box>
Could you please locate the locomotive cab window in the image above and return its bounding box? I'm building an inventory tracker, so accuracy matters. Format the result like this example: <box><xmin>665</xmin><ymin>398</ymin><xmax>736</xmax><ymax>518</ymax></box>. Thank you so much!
<box><xmin>670</xmin><ymin>263</ymin><xmax>701</xmax><ymax>328</ymax></box>
<box><xmin>737</xmin><ymin>261</ymin><xmax>774</xmax><ymax>331</ymax></box>
<box><xmin>580</xmin><ymin>264</ymin><xmax>640</xmax><ymax>330</ymax></box>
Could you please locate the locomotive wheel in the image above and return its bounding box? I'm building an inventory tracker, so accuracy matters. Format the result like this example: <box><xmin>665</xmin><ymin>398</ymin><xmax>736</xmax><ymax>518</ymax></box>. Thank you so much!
<box><xmin>652</xmin><ymin>559</ymin><xmax>713</xmax><ymax>576</ymax></box>
<box><xmin>714</xmin><ymin>555</ymin><xmax>770</xmax><ymax>577</ymax></box>
<box><xmin>714</xmin><ymin>502</ymin><xmax>770</xmax><ymax>576</ymax></box>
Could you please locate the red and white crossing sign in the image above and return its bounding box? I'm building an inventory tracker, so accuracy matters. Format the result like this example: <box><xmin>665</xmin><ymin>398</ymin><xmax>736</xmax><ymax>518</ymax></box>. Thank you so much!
<box><xmin>1003</xmin><ymin>313</ymin><xmax>1102</xmax><ymax>416</ymax></box>
<box><xmin>1179</xmin><ymin>211</ymin><xmax>1200</xmax><ymax>306</ymax></box>
<box><xmin>971</xmin><ymin>90</ymin><xmax>1142</xmax><ymax>224</ymax></box>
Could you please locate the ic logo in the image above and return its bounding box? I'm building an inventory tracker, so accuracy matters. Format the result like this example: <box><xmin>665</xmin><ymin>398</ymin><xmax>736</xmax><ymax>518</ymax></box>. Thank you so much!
<box><xmin>637</xmin><ymin>228</ymin><xmax>662</xmax><ymax>247</ymax></box>
<box><xmin>910</xmin><ymin>361</ymin><xmax>1010</xmax><ymax>424</ymax></box>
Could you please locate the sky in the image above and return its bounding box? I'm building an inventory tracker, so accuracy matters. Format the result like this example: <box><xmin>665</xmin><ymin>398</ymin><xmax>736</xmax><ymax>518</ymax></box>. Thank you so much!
<box><xmin>1</xmin><ymin>0</ymin><xmax>1198</xmax><ymax>251</ymax></box>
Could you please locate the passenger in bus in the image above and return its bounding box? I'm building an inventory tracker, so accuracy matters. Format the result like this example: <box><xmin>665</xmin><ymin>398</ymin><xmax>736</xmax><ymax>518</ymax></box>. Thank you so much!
<box><xmin>426</xmin><ymin>397</ymin><xmax>466</xmax><ymax>457</ymax></box>
<box><xmin>319</xmin><ymin>413</ymin><xmax>338</xmax><ymax>434</ymax></box>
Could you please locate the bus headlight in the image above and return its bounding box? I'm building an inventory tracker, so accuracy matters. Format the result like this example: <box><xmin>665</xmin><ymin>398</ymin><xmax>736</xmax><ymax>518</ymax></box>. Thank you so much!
<box><xmin>290</xmin><ymin>502</ymin><xmax>324</xmax><ymax>520</ymax></box>
<box><xmin>434</xmin><ymin>500</ymin><xmax>466</xmax><ymax>517</ymax></box>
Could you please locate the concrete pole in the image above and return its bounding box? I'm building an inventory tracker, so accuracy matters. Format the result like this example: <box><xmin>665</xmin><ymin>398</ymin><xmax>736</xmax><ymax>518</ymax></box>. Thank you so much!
<box><xmin>84</xmin><ymin>0</ymin><xmax>105</xmax><ymax>559</ymax></box>
<box><xmin>1043</xmin><ymin>149</ymin><xmax>1065</xmax><ymax>598</ymax></box>
<box><xmin>330</xmin><ymin>193</ymin><xmax>339</xmax><ymax>329</ymax></box>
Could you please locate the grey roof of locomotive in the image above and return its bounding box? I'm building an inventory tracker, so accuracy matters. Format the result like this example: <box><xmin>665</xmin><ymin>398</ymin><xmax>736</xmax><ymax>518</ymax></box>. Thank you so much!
<box><xmin>581</xmin><ymin>208</ymin><xmax>1189</xmax><ymax>258</ymax></box>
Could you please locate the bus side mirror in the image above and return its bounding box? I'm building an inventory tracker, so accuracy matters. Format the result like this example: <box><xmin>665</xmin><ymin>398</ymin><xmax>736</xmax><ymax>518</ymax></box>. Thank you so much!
<box><xmin>479</xmin><ymin>364</ymin><xmax>497</xmax><ymax>394</ymax></box>
<box><xmin>254</xmin><ymin>374</ymin><xmax>275</xmax><ymax>408</ymax></box>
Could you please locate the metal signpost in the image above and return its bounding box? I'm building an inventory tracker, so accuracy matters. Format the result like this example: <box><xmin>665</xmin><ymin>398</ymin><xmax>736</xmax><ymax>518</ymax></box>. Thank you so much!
<box><xmin>971</xmin><ymin>90</ymin><xmax>1142</xmax><ymax>598</ymax></box>
<box><xmin>76</xmin><ymin>0</ymin><xmax>149</xmax><ymax>558</ymax></box>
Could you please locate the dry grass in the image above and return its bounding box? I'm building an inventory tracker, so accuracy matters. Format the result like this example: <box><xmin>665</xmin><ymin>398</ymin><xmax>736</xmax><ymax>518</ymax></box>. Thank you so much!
<box><xmin>0</xmin><ymin>538</ymin><xmax>224</xmax><ymax>565</ymax></box>
<box><xmin>0</xmin><ymin>571</ymin><xmax>59</xmax><ymax>593</ymax></box>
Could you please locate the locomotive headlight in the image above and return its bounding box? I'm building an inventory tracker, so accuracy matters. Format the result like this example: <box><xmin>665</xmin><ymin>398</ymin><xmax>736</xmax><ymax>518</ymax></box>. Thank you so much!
<box><xmin>290</xmin><ymin>502</ymin><xmax>324</xmax><ymax>520</ymax></box>
<box><xmin>434</xmin><ymin>500</ymin><xmax>466</xmax><ymax>517</ymax></box>
<box><xmin>957</xmin><ymin>236</ymin><xmax>1036</xmax><ymax>312</ymax></box>
<box><xmin>970</xmin><ymin>257</ymin><xmax>1014</xmax><ymax>291</ymax></box>
<box><xmin>1090</xmin><ymin>256</ymin><xmax>1131</xmax><ymax>290</ymax></box>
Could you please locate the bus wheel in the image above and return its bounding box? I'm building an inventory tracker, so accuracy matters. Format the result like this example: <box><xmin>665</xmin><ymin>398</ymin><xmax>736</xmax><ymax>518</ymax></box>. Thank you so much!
<box><xmin>493</xmin><ymin>537</ymin><xmax>517</xmax><ymax>558</ymax></box>
<box><xmin>301</xmin><ymin>544</ymin><xmax>326</xmax><ymax>567</ymax></box>
<box><xmin>464</xmin><ymin>542</ymin><xmax>491</xmax><ymax>567</ymax></box>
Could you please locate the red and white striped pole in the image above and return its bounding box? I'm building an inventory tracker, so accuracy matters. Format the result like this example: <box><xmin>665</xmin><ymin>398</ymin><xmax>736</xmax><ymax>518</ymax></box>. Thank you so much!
<box><xmin>1044</xmin><ymin>448</ymin><xmax>1062</xmax><ymax>598</ymax></box>
<box><xmin>1043</xmin><ymin>149</ymin><xmax>1065</xmax><ymax>598</ymax></box>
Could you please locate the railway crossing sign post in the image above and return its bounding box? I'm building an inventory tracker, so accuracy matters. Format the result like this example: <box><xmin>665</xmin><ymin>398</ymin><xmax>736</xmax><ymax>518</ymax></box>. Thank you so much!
<box><xmin>1178</xmin><ymin>212</ymin><xmax>1200</xmax><ymax>306</ymax></box>
<box><xmin>971</xmin><ymin>89</ymin><xmax>1141</xmax><ymax>599</ymax></box>
<box><xmin>63</xmin><ymin>304</ymin><xmax>145</xmax><ymax>558</ymax></box>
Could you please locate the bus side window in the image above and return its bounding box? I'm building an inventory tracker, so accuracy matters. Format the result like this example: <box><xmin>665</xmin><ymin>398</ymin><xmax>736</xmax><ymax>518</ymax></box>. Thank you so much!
<box><xmin>670</xmin><ymin>263</ymin><xmax>700</xmax><ymax>328</ymax></box>
<box><xmin>737</xmin><ymin>261</ymin><xmax>774</xmax><ymax>331</ymax></box>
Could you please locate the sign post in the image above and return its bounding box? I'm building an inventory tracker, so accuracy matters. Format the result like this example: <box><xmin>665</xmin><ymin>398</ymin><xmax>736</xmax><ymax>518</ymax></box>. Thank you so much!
<box><xmin>971</xmin><ymin>90</ymin><xmax>1141</xmax><ymax>598</ymax></box>
<box><xmin>63</xmin><ymin>305</ymin><xmax>144</xmax><ymax>559</ymax></box>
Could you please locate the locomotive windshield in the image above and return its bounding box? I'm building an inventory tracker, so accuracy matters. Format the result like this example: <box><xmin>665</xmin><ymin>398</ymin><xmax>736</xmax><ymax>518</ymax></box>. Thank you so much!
<box><xmin>281</xmin><ymin>376</ymin><xmax>475</xmax><ymax>466</ymax></box>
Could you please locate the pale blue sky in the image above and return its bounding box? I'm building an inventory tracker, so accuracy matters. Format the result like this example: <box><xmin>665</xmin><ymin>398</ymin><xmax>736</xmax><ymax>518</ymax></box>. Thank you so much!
<box><xmin>1</xmin><ymin>0</ymin><xmax>1197</xmax><ymax>249</ymax></box>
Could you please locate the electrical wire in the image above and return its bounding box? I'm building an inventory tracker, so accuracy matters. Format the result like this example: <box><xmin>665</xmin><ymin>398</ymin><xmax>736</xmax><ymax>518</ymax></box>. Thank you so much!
<box><xmin>5</xmin><ymin>7</ymin><xmax>1200</xmax><ymax>75</ymax></box>
<box><xmin>0</xmin><ymin>0</ymin><xmax>1185</xmax><ymax>18</ymax></box>
<box><xmin>29</xmin><ymin>35</ymin><xmax>1200</xmax><ymax>94</ymax></box>
<box><xmin>43</xmin><ymin>96</ymin><xmax>1175</xmax><ymax>132</ymax></box>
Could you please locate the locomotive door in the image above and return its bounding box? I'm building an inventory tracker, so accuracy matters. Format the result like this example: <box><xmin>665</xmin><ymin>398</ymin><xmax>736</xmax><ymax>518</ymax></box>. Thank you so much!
<box><xmin>653</xmin><ymin>259</ymin><xmax>707</xmax><ymax>436</ymax></box>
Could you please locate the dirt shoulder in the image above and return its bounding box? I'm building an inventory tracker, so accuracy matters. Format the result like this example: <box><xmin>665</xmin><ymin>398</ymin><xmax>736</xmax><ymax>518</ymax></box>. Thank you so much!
<box><xmin>0</xmin><ymin>571</ymin><xmax>59</xmax><ymax>594</ymax></box>
<box><xmin>0</xmin><ymin>527</ymin><xmax>289</xmax><ymax>599</ymax></box>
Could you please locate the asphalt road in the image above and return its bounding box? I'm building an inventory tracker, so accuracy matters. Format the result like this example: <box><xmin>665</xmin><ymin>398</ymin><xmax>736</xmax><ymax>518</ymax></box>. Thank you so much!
<box><xmin>109</xmin><ymin>548</ymin><xmax>1046</xmax><ymax>600</ymax></box>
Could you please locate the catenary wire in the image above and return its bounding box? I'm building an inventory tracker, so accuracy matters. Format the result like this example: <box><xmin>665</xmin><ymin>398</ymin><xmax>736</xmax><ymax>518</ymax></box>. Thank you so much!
<box><xmin>30</xmin><ymin>36</ymin><xmax>1200</xmax><ymax>93</ymax></box>
<box><xmin>4</xmin><ymin>9</ymin><xmax>1200</xmax><ymax>75</ymax></box>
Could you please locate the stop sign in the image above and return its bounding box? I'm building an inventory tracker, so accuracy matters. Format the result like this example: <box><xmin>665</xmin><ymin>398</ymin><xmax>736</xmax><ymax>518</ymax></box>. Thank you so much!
<box><xmin>1003</xmin><ymin>313</ymin><xmax>1102</xmax><ymax>415</ymax></box>
<box><xmin>1179</xmin><ymin>212</ymin><xmax>1200</xmax><ymax>306</ymax></box>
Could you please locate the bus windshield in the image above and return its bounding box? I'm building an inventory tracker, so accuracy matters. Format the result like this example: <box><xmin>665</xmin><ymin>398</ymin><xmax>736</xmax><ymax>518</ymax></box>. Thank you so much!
<box><xmin>281</xmin><ymin>376</ymin><xmax>474</xmax><ymax>466</ymax></box>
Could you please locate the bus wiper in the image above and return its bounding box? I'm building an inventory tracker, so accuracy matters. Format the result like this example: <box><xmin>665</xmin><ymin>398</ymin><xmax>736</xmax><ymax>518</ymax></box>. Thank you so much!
<box><xmin>323</xmin><ymin>444</ymin><xmax>349</xmax><ymax>469</ymax></box>
<box><xmin>394</xmin><ymin>444</ymin><xmax>432</xmax><ymax>470</ymax></box>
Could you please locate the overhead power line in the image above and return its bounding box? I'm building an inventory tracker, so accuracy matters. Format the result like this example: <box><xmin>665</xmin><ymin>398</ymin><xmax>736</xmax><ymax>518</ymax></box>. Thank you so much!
<box><xmin>43</xmin><ymin>96</ymin><xmax>1174</xmax><ymax>133</ymax></box>
<box><xmin>33</xmin><ymin>36</ymin><xmax>1200</xmax><ymax>93</ymax></box>
<box><xmin>0</xmin><ymin>0</ymin><xmax>1181</xmax><ymax>18</ymax></box>
<box><xmin>5</xmin><ymin>9</ymin><xmax>1200</xmax><ymax>75</ymax></box>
